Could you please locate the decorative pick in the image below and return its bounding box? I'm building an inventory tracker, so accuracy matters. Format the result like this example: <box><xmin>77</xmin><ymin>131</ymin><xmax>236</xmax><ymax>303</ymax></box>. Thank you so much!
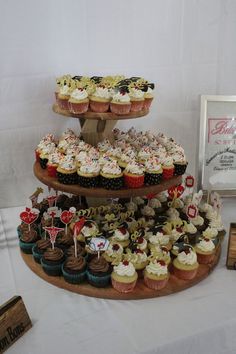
<box><xmin>47</xmin><ymin>195</ymin><xmax>57</xmax><ymax>208</ymax></box>
<box><xmin>185</xmin><ymin>175</ymin><xmax>195</xmax><ymax>196</ymax></box>
<box><xmin>44</xmin><ymin>226</ymin><xmax>64</xmax><ymax>250</ymax></box>
<box><xmin>29</xmin><ymin>187</ymin><xmax>43</xmax><ymax>207</ymax></box>
<box><xmin>73</xmin><ymin>218</ymin><xmax>86</xmax><ymax>257</ymax></box>
<box><xmin>20</xmin><ymin>208</ymin><xmax>39</xmax><ymax>232</ymax></box>
<box><xmin>88</xmin><ymin>237</ymin><xmax>109</xmax><ymax>259</ymax></box>
<box><xmin>60</xmin><ymin>207</ymin><xmax>76</xmax><ymax>235</ymax></box>
<box><xmin>186</xmin><ymin>204</ymin><xmax>198</xmax><ymax>219</ymax></box>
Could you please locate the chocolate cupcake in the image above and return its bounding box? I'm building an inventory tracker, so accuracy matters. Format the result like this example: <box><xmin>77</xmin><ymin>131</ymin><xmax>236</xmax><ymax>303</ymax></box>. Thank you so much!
<box><xmin>17</xmin><ymin>222</ymin><xmax>38</xmax><ymax>238</ymax></box>
<box><xmin>19</xmin><ymin>229</ymin><xmax>40</xmax><ymax>254</ymax></box>
<box><xmin>56</xmin><ymin>231</ymin><xmax>74</xmax><ymax>251</ymax></box>
<box><xmin>41</xmin><ymin>247</ymin><xmax>65</xmax><ymax>276</ymax></box>
<box><xmin>32</xmin><ymin>238</ymin><xmax>51</xmax><ymax>263</ymax></box>
<box><xmin>62</xmin><ymin>256</ymin><xmax>87</xmax><ymax>284</ymax></box>
<box><xmin>87</xmin><ymin>256</ymin><xmax>112</xmax><ymax>287</ymax></box>
<box><xmin>65</xmin><ymin>243</ymin><xmax>87</xmax><ymax>259</ymax></box>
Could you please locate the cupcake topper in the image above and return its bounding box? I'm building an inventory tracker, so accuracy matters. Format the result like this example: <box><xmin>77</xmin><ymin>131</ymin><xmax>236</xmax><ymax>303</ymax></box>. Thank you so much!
<box><xmin>186</xmin><ymin>204</ymin><xmax>198</xmax><ymax>219</ymax></box>
<box><xmin>47</xmin><ymin>195</ymin><xmax>57</xmax><ymax>208</ymax></box>
<box><xmin>29</xmin><ymin>187</ymin><xmax>43</xmax><ymax>207</ymax></box>
<box><xmin>60</xmin><ymin>207</ymin><xmax>76</xmax><ymax>235</ymax></box>
<box><xmin>73</xmin><ymin>218</ymin><xmax>85</xmax><ymax>257</ymax></box>
<box><xmin>192</xmin><ymin>190</ymin><xmax>203</xmax><ymax>206</ymax></box>
<box><xmin>47</xmin><ymin>207</ymin><xmax>61</xmax><ymax>226</ymax></box>
<box><xmin>20</xmin><ymin>208</ymin><xmax>39</xmax><ymax>231</ymax></box>
<box><xmin>185</xmin><ymin>175</ymin><xmax>195</xmax><ymax>188</ymax></box>
<box><xmin>43</xmin><ymin>226</ymin><xmax>64</xmax><ymax>250</ymax></box>
<box><xmin>168</xmin><ymin>185</ymin><xmax>184</xmax><ymax>200</ymax></box>
<box><xmin>88</xmin><ymin>237</ymin><xmax>109</xmax><ymax>259</ymax></box>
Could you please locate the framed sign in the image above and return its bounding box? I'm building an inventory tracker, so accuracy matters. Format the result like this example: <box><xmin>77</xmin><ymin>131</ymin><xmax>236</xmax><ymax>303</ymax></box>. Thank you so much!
<box><xmin>198</xmin><ymin>95</ymin><xmax>236</xmax><ymax>195</ymax></box>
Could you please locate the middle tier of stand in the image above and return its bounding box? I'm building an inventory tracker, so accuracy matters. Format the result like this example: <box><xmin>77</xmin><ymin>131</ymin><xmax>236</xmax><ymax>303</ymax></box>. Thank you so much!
<box><xmin>34</xmin><ymin>162</ymin><xmax>182</xmax><ymax>198</ymax></box>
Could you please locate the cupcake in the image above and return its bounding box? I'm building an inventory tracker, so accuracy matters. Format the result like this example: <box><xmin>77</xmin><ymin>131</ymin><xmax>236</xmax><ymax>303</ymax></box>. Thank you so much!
<box><xmin>129</xmin><ymin>87</ymin><xmax>144</xmax><ymax>112</ymax></box>
<box><xmin>173</xmin><ymin>247</ymin><xmax>199</xmax><ymax>280</ymax></box>
<box><xmin>124</xmin><ymin>249</ymin><xmax>148</xmax><ymax>274</ymax></box>
<box><xmin>141</xmin><ymin>205</ymin><xmax>156</xmax><ymax>227</ymax></box>
<box><xmin>110</xmin><ymin>91</ymin><xmax>131</xmax><ymax>115</ymax></box>
<box><xmin>77</xmin><ymin>220</ymin><xmax>99</xmax><ymax>243</ymax></box>
<box><xmin>150</xmin><ymin>246</ymin><xmax>171</xmax><ymax>266</ymax></box>
<box><xmin>68</xmin><ymin>88</ymin><xmax>89</xmax><ymax>114</ymax></box>
<box><xmin>62</xmin><ymin>256</ymin><xmax>87</xmax><ymax>284</ymax></box>
<box><xmin>144</xmin><ymin>260</ymin><xmax>169</xmax><ymax>290</ymax></box>
<box><xmin>89</xmin><ymin>86</ymin><xmax>111</xmax><ymax>113</ymax></box>
<box><xmin>103</xmin><ymin>243</ymin><xmax>124</xmax><ymax>263</ymax></box>
<box><xmin>202</xmin><ymin>227</ymin><xmax>218</xmax><ymax>240</ymax></box>
<box><xmin>57</xmin><ymin>82</ymin><xmax>71</xmax><ymax>110</ymax></box>
<box><xmin>143</xmin><ymin>85</ymin><xmax>154</xmax><ymax>110</ymax></box>
<box><xmin>32</xmin><ymin>238</ymin><xmax>51</xmax><ymax>263</ymax></box>
<box><xmin>100</xmin><ymin>160</ymin><xmax>124</xmax><ymax>190</ymax></box>
<box><xmin>41</xmin><ymin>247</ymin><xmax>65</xmax><ymax>276</ymax></box>
<box><xmin>182</xmin><ymin>221</ymin><xmax>200</xmax><ymax>245</ymax></box>
<box><xmin>118</xmin><ymin>149</ymin><xmax>136</xmax><ymax>170</ymax></box>
<box><xmin>87</xmin><ymin>256</ymin><xmax>112</xmax><ymax>287</ymax></box>
<box><xmin>47</xmin><ymin>150</ymin><xmax>64</xmax><ymax>178</ymax></box>
<box><xmin>66</xmin><ymin>243</ymin><xmax>87</xmax><ymax>259</ymax></box>
<box><xmin>191</xmin><ymin>215</ymin><xmax>206</xmax><ymax>232</ymax></box>
<box><xmin>172</xmin><ymin>152</ymin><xmax>188</xmax><ymax>176</ymax></box>
<box><xmin>77</xmin><ymin>159</ymin><xmax>100</xmax><ymax>188</ymax></box>
<box><xmin>162</xmin><ymin>156</ymin><xmax>175</xmax><ymax>180</ymax></box>
<box><xmin>124</xmin><ymin>162</ymin><xmax>145</xmax><ymax>188</ymax></box>
<box><xmin>111</xmin><ymin>260</ymin><xmax>138</xmax><ymax>293</ymax></box>
<box><xmin>39</xmin><ymin>143</ymin><xmax>56</xmax><ymax>169</ymax></box>
<box><xmin>19</xmin><ymin>229</ymin><xmax>40</xmax><ymax>254</ymax></box>
<box><xmin>109</xmin><ymin>226</ymin><xmax>130</xmax><ymax>248</ymax></box>
<box><xmin>57</xmin><ymin>156</ymin><xmax>78</xmax><ymax>185</ymax></box>
<box><xmin>55</xmin><ymin>230</ymin><xmax>74</xmax><ymax>251</ymax></box>
<box><xmin>144</xmin><ymin>158</ymin><xmax>163</xmax><ymax>185</ymax></box>
<box><xmin>148</xmin><ymin>232</ymin><xmax>171</xmax><ymax>252</ymax></box>
<box><xmin>194</xmin><ymin>238</ymin><xmax>215</xmax><ymax>264</ymax></box>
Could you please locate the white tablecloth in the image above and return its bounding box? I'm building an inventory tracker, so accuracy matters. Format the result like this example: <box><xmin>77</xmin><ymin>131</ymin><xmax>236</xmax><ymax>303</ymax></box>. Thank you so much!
<box><xmin>1</xmin><ymin>200</ymin><xmax>236</xmax><ymax>354</ymax></box>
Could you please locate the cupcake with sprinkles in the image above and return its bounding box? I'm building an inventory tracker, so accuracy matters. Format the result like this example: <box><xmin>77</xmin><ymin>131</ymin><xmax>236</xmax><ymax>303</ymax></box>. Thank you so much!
<box><xmin>47</xmin><ymin>149</ymin><xmax>64</xmax><ymax>178</ymax></box>
<box><xmin>68</xmin><ymin>87</ymin><xmax>89</xmax><ymax>114</ymax></box>
<box><xmin>144</xmin><ymin>158</ymin><xmax>163</xmax><ymax>185</ymax></box>
<box><xmin>57</xmin><ymin>155</ymin><xmax>78</xmax><ymax>185</ymax></box>
<box><xmin>110</xmin><ymin>90</ymin><xmax>131</xmax><ymax>115</ymax></box>
<box><xmin>124</xmin><ymin>162</ymin><xmax>145</xmax><ymax>188</ymax></box>
<box><xmin>77</xmin><ymin>158</ymin><xmax>100</xmax><ymax>188</ymax></box>
<box><xmin>100</xmin><ymin>160</ymin><xmax>124</xmax><ymax>190</ymax></box>
<box><xmin>102</xmin><ymin>243</ymin><xmax>124</xmax><ymax>263</ymax></box>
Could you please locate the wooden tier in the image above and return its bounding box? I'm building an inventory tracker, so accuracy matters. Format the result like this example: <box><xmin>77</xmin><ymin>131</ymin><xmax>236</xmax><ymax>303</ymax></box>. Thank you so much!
<box><xmin>53</xmin><ymin>103</ymin><xmax>149</xmax><ymax>121</ymax></box>
<box><xmin>34</xmin><ymin>162</ymin><xmax>182</xmax><ymax>198</ymax></box>
<box><xmin>21</xmin><ymin>245</ymin><xmax>221</xmax><ymax>300</ymax></box>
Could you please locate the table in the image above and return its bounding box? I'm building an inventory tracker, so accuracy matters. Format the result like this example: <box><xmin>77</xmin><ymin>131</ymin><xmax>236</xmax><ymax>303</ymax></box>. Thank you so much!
<box><xmin>1</xmin><ymin>200</ymin><xmax>236</xmax><ymax>354</ymax></box>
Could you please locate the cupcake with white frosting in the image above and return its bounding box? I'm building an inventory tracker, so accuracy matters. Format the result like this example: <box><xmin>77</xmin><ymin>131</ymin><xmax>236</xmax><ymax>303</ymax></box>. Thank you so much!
<box><xmin>111</xmin><ymin>260</ymin><xmax>138</xmax><ymax>293</ymax></box>
<box><xmin>100</xmin><ymin>160</ymin><xmax>123</xmax><ymax>190</ymax></box>
<box><xmin>124</xmin><ymin>162</ymin><xmax>145</xmax><ymax>188</ymax></box>
<box><xmin>57</xmin><ymin>155</ymin><xmax>78</xmax><ymax>184</ymax></box>
<box><xmin>89</xmin><ymin>85</ymin><xmax>111</xmax><ymax>113</ymax></box>
<box><xmin>144</xmin><ymin>259</ymin><xmax>169</xmax><ymax>290</ymax></box>
<box><xmin>129</xmin><ymin>87</ymin><xmax>144</xmax><ymax>112</ymax></box>
<box><xmin>173</xmin><ymin>247</ymin><xmax>199</xmax><ymax>280</ymax></box>
<box><xmin>110</xmin><ymin>91</ymin><xmax>131</xmax><ymax>115</ymax></box>
<box><xmin>77</xmin><ymin>158</ymin><xmax>100</xmax><ymax>188</ymax></box>
<box><xmin>68</xmin><ymin>87</ymin><xmax>89</xmax><ymax>114</ymax></box>
<box><xmin>194</xmin><ymin>237</ymin><xmax>215</xmax><ymax>264</ymax></box>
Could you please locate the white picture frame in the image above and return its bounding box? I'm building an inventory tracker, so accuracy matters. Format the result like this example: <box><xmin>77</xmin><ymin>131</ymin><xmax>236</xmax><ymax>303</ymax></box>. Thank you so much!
<box><xmin>198</xmin><ymin>95</ymin><xmax>236</xmax><ymax>196</ymax></box>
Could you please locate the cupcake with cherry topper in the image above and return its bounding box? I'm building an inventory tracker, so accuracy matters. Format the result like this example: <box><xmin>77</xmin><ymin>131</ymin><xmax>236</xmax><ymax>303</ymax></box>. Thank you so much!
<box><xmin>129</xmin><ymin>86</ymin><xmax>145</xmax><ymax>112</ymax></box>
<box><xmin>111</xmin><ymin>260</ymin><xmax>138</xmax><ymax>293</ymax></box>
<box><xmin>89</xmin><ymin>85</ymin><xmax>111</xmax><ymax>113</ymax></box>
<box><xmin>68</xmin><ymin>86</ymin><xmax>89</xmax><ymax>114</ymax></box>
<box><xmin>173</xmin><ymin>245</ymin><xmax>199</xmax><ymax>280</ymax></box>
<box><xmin>144</xmin><ymin>259</ymin><xmax>169</xmax><ymax>290</ymax></box>
<box><xmin>143</xmin><ymin>83</ymin><xmax>155</xmax><ymax>110</ymax></box>
<box><xmin>110</xmin><ymin>88</ymin><xmax>131</xmax><ymax>115</ymax></box>
<box><xmin>194</xmin><ymin>237</ymin><xmax>216</xmax><ymax>264</ymax></box>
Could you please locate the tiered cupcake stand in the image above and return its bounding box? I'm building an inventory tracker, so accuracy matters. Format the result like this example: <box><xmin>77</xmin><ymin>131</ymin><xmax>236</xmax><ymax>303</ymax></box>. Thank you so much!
<box><xmin>21</xmin><ymin>106</ymin><xmax>222</xmax><ymax>300</ymax></box>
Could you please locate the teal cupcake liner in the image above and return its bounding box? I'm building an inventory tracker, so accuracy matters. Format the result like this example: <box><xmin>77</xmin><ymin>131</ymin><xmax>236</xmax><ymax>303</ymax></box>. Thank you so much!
<box><xmin>86</xmin><ymin>271</ymin><xmax>111</xmax><ymax>288</ymax></box>
<box><xmin>41</xmin><ymin>258</ymin><xmax>63</xmax><ymax>276</ymax></box>
<box><xmin>17</xmin><ymin>225</ymin><xmax>22</xmax><ymax>238</ymax></box>
<box><xmin>62</xmin><ymin>263</ymin><xmax>87</xmax><ymax>284</ymax></box>
<box><xmin>19</xmin><ymin>240</ymin><xmax>35</xmax><ymax>254</ymax></box>
<box><xmin>32</xmin><ymin>244</ymin><xmax>43</xmax><ymax>264</ymax></box>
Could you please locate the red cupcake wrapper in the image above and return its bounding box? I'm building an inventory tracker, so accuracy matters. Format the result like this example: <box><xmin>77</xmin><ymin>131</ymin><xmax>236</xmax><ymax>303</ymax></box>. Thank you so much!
<box><xmin>35</xmin><ymin>150</ymin><xmax>40</xmax><ymax>162</ymax></box>
<box><xmin>57</xmin><ymin>97</ymin><xmax>69</xmax><ymax>111</ymax></box>
<box><xmin>162</xmin><ymin>167</ymin><xmax>174</xmax><ymax>180</ymax></box>
<box><xmin>90</xmin><ymin>101</ymin><xmax>110</xmax><ymax>113</ymax></box>
<box><xmin>111</xmin><ymin>278</ymin><xmax>137</xmax><ymax>293</ymax></box>
<box><xmin>143</xmin><ymin>97</ymin><xmax>153</xmax><ymax>110</ymax></box>
<box><xmin>144</xmin><ymin>275</ymin><xmax>169</xmax><ymax>290</ymax></box>
<box><xmin>124</xmin><ymin>174</ymin><xmax>144</xmax><ymax>188</ymax></box>
<box><xmin>173</xmin><ymin>266</ymin><xmax>198</xmax><ymax>280</ymax></box>
<box><xmin>68</xmin><ymin>101</ymin><xmax>89</xmax><ymax>114</ymax></box>
<box><xmin>197</xmin><ymin>252</ymin><xmax>215</xmax><ymax>264</ymax></box>
<box><xmin>130</xmin><ymin>100</ymin><xmax>144</xmax><ymax>112</ymax></box>
<box><xmin>47</xmin><ymin>164</ymin><xmax>58</xmax><ymax>178</ymax></box>
<box><xmin>110</xmin><ymin>103</ymin><xmax>131</xmax><ymax>115</ymax></box>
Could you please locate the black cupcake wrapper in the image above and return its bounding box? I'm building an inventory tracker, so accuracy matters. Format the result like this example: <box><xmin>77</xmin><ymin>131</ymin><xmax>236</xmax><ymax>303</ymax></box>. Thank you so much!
<box><xmin>100</xmin><ymin>175</ymin><xmax>124</xmax><ymax>190</ymax></box>
<box><xmin>174</xmin><ymin>163</ymin><xmax>187</xmax><ymax>176</ymax></box>
<box><xmin>57</xmin><ymin>171</ymin><xmax>78</xmax><ymax>185</ymax></box>
<box><xmin>78</xmin><ymin>175</ymin><xmax>100</xmax><ymax>188</ymax></box>
<box><xmin>39</xmin><ymin>158</ymin><xmax>48</xmax><ymax>169</ymax></box>
<box><xmin>144</xmin><ymin>172</ymin><xmax>163</xmax><ymax>185</ymax></box>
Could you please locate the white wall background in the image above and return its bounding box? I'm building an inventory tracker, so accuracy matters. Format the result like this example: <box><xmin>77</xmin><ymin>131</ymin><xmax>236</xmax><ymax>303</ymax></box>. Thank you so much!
<box><xmin>0</xmin><ymin>0</ymin><xmax>236</xmax><ymax>207</ymax></box>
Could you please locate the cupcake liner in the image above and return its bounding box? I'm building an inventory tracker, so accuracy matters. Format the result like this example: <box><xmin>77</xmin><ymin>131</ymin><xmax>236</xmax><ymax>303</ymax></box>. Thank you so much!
<box><xmin>41</xmin><ymin>258</ymin><xmax>64</xmax><ymax>276</ymax></box>
<box><xmin>130</xmin><ymin>100</ymin><xmax>144</xmax><ymax>112</ymax></box>
<box><xmin>90</xmin><ymin>100</ymin><xmax>110</xmax><ymax>113</ymax></box>
<box><xmin>86</xmin><ymin>271</ymin><xmax>111</xmax><ymax>288</ymax></box>
<box><xmin>57</xmin><ymin>171</ymin><xmax>78</xmax><ymax>185</ymax></box>
<box><xmin>68</xmin><ymin>101</ymin><xmax>89</xmax><ymax>114</ymax></box>
<box><xmin>173</xmin><ymin>266</ymin><xmax>198</xmax><ymax>280</ymax></box>
<box><xmin>110</xmin><ymin>103</ymin><xmax>131</xmax><ymax>115</ymax></box>
<box><xmin>47</xmin><ymin>164</ymin><xmax>58</xmax><ymax>178</ymax></box>
<box><xmin>174</xmin><ymin>163</ymin><xmax>188</xmax><ymax>176</ymax></box>
<box><xmin>62</xmin><ymin>263</ymin><xmax>87</xmax><ymax>284</ymax></box>
<box><xmin>144</xmin><ymin>275</ymin><xmax>169</xmax><ymax>290</ymax></box>
<box><xmin>100</xmin><ymin>175</ymin><xmax>124</xmax><ymax>190</ymax></box>
<box><xmin>57</xmin><ymin>97</ymin><xmax>69</xmax><ymax>111</ymax></box>
<box><xmin>32</xmin><ymin>245</ymin><xmax>44</xmax><ymax>264</ymax></box>
<box><xmin>39</xmin><ymin>157</ymin><xmax>48</xmax><ymax>170</ymax></box>
<box><xmin>196</xmin><ymin>252</ymin><xmax>215</xmax><ymax>264</ymax></box>
<box><xmin>55</xmin><ymin>92</ymin><xmax>58</xmax><ymax>100</ymax></box>
<box><xmin>162</xmin><ymin>167</ymin><xmax>174</xmax><ymax>180</ymax></box>
<box><xmin>35</xmin><ymin>149</ymin><xmax>40</xmax><ymax>162</ymax></box>
<box><xmin>19</xmin><ymin>240</ymin><xmax>35</xmax><ymax>254</ymax></box>
<box><xmin>17</xmin><ymin>225</ymin><xmax>22</xmax><ymax>238</ymax></box>
<box><xmin>78</xmin><ymin>175</ymin><xmax>100</xmax><ymax>188</ymax></box>
<box><xmin>143</xmin><ymin>97</ymin><xmax>153</xmax><ymax>110</ymax></box>
<box><xmin>124</xmin><ymin>174</ymin><xmax>144</xmax><ymax>188</ymax></box>
<box><xmin>144</xmin><ymin>172</ymin><xmax>163</xmax><ymax>185</ymax></box>
<box><xmin>111</xmin><ymin>278</ymin><xmax>137</xmax><ymax>293</ymax></box>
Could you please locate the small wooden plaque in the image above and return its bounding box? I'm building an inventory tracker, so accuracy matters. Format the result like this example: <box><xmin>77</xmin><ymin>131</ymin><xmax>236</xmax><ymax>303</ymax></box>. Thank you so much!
<box><xmin>226</xmin><ymin>223</ymin><xmax>236</xmax><ymax>269</ymax></box>
<box><xmin>0</xmin><ymin>296</ymin><xmax>32</xmax><ymax>353</ymax></box>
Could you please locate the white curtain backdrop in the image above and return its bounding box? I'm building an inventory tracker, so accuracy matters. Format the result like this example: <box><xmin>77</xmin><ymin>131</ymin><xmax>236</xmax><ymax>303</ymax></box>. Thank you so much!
<box><xmin>0</xmin><ymin>0</ymin><xmax>236</xmax><ymax>207</ymax></box>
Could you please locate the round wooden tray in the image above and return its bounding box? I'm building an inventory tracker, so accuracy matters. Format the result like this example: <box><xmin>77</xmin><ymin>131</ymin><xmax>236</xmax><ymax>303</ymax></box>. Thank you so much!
<box><xmin>21</xmin><ymin>245</ymin><xmax>221</xmax><ymax>300</ymax></box>
<box><xmin>53</xmin><ymin>103</ymin><xmax>149</xmax><ymax>120</ymax></box>
<box><xmin>34</xmin><ymin>162</ymin><xmax>182</xmax><ymax>198</ymax></box>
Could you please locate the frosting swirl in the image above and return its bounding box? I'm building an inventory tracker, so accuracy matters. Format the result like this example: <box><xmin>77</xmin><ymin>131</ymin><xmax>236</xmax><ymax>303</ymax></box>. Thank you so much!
<box><xmin>88</xmin><ymin>257</ymin><xmax>110</xmax><ymax>273</ymax></box>
<box><xmin>64</xmin><ymin>256</ymin><xmax>86</xmax><ymax>272</ymax></box>
<box><xmin>146</xmin><ymin>260</ymin><xmax>168</xmax><ymax>276</ymax></box>
<box><xmin>113</xmin><ymin>261</ymin><xmax>136</xmax><ymax>276</ymax></box>
<box><xmin>196</xmin><ymin>238</ymin><xmax>215</xmax><ymax>252</ymax></box>
<box><xmin>43</xmin><ymin>247</ymin><xmax>64</xmax><ymax>262</ymax></box>
<box><xmin>177</xmin><ymin>249</ymin><xmax>197</xmax><ymax>265</ymax></box>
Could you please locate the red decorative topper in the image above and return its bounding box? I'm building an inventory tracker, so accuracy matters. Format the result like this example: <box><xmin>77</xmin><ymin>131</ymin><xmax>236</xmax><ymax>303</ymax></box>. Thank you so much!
<box><xmin>185</xmin><ymin>175</ymin><xmax>195</xmax><ymax>188</ymax></box>
<box><xmin>47</xmin><ymin>195</ymin><xmax>57</xmax><ymax>208</ymax></box>
<box><xmin>187</xmin><ymin>204</ymin><xmax>198</xmax><ymax>219</ymax></box>
<box><xmin>20</xmin><ymin>208</ymin><xmax>39</xmax><ymax>225</ymax></box>
<box><xmin>73</xmin><ymin>218</ymin><xmax>86</xmax><ymax>237</ymax></box>
<box><xmin>60</xmin><ymin>210</ymin><xmax>75</xmax><ymax>225</ymax></box>
<box><xmin>146</xmin><ymin>193</ymin><xmax>156</xmax><ymax>200</ymax></box>
<box><xmin>168</xmin><ymin>185</ymin><xmax>184</xmax><ymax>199</ymax></box>
<box><xmin>44</xmin><ymin>226</ymin><xmax>64</xmax><ymax>249</ymax></box>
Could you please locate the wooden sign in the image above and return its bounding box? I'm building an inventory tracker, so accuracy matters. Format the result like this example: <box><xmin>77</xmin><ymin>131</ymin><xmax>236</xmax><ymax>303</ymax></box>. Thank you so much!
<box><xmin>0</xmin><ymin>296</ymin><xmax>32</xmax><ymax>353</ymax></box>
<box><xmin>226</xmin><ymin>223</ymin><xmax>236</xmax><ymax>269</ymax></box>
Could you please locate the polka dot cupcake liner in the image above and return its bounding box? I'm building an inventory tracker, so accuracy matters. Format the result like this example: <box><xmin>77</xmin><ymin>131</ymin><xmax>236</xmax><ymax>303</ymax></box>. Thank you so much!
<box><xmin>57</xmin><ymin>171</ymin><xmax>78</xmax><ymax>185</ymax></box>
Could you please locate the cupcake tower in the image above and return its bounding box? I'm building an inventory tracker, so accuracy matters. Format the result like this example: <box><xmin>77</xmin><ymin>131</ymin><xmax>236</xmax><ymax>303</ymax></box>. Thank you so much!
<box><xmin>35</xmin><ymin>128</ymin><xmax>187</xmax><ymax>189</ymax></box>
<box><xmin>18</xmin><ymin>187</ymin><xmax>224</xmax><ymax>296</ymax></box>
<box><xmin>55</xmin><ymin>75</ymin><xmax>154</xmax><ymax>115</ymax></box>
